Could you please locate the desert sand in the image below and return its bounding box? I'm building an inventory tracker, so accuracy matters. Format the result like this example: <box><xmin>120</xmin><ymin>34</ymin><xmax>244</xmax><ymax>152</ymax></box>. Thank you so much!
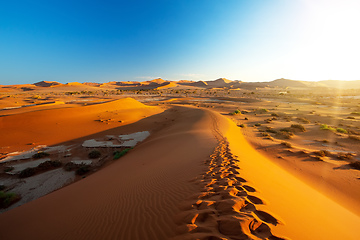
<box><xmin>0</xmin><ymin>79</ymin><xmax>360</xmax><ymax>240</ymax></box>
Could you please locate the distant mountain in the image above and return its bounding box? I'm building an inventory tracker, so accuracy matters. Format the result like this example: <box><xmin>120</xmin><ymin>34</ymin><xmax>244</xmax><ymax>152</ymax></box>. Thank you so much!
<box><xmin>34</xmin><ymin>81</ymin><xmax>62</xmax><ymax>87</ymax></box>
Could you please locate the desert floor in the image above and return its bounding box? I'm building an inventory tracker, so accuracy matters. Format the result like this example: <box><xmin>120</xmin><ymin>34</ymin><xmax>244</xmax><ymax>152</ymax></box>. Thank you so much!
<box><xmin>0</xmin><ymin>86</ymin><xmax>360</xmax><ymax>240</ymax></box>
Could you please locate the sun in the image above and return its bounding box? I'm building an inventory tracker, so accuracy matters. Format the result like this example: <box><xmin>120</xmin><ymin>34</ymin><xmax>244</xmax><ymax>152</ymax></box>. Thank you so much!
<box><xmin>287</xmin><ymin>0</ymin><xmax>360</xmax><ymax>81</ymax></box>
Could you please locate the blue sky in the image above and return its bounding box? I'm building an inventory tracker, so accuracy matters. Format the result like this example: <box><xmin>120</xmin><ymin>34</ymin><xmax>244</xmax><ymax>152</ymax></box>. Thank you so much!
<box><xmin>1</xmin><ymin>0</ymin><xmax>359</xmax><ymax>84</ymax></box>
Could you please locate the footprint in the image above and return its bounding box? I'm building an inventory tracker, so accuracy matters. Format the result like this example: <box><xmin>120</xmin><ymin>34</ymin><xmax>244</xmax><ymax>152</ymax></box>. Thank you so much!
<box><xmin>242</xmin><ymin>185</ymin><xmax>256</xmax><ymax>192</ymax></box>
<box><xmin>247</xmin><ymin>195</ymin><xmax>264</xmax><ymax>205</ymax></box>
<box><xmin>254</xmin><ymin>210</ymin><xmax>279</xmax><ymax>225</ymax></box>
<box><xmin>218</xmin><ymin>217</ymin><xmax>251</xmax><ymax>239</ymax></box>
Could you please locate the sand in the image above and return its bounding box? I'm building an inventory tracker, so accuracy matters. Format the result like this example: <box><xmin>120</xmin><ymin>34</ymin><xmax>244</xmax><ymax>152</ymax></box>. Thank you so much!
<box><xmin>1</xmin><ymin>83</ymin><xmax>360</xmax><ymax>239</ymax></box>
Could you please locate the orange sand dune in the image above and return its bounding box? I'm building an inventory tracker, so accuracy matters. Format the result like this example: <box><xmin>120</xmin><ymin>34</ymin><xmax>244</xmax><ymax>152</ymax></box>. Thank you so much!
<box><xmin>0</xmin><ymin>98</ymin><xmax>162</xmax><ymax>153</ymax></box>
<box><xmin>0</xmin><ymin>106</ymin><xmax>359</xmax><ymax>240</ymax></box>
<box><xmin>221</xmin><ymin>113</ymin><xmax>360</xmax><ymax>240</ymax></box>
<box><xmin>0</xmin><ymin>106</ymin><xmax>217</xmax><ymax>240</ymax></box>
<box><xmin>156</xmin><ymin>82</ymin><xmax>178</xmax><ymax>89</ymax></box>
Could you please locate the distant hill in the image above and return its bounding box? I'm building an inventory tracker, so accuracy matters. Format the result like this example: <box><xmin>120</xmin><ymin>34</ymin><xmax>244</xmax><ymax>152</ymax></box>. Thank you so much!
<box><xmin>2</xmin><ymin>78</ymin><xmax>359</xmax><ymax>92</ymax></box>
<box><xmin>34</xmin><ymin>81</ymin><xmax>62</xmax><ymax>87</ymax></box>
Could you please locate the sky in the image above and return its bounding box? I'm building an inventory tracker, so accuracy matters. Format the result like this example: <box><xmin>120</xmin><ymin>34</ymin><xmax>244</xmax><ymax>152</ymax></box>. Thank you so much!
<box><xmin>1</xmin><ymin>0</ymin><xmax>360</xmax><ymax>85</ymax></box>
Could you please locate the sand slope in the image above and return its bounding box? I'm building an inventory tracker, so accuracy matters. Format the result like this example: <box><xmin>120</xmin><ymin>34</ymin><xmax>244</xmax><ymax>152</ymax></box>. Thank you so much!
<box><xmin>0</xmin><ymin>98</ymin><xmax>162</xmax><ymax>153</ymax></box>
<box><xmin>222</xmin><ymin>113</ymin><xmax>360</xmax><ymax>240</ymax></box>
<box><xmin>0</xmin><ymin>106</ymin><xmax>359</xmax><ymax>239</ymax></box>
<box><xmin>0</xmin><ymin>106</ymin><xmax>217</xmax><ymax>240</ymax></box>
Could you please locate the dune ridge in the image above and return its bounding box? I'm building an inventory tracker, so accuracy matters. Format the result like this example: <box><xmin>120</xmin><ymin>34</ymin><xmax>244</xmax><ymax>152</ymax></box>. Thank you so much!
<box><xmin>0</xmin><ymin>103</ymin><xmax>359</xmax><ymax>239</ymax></box>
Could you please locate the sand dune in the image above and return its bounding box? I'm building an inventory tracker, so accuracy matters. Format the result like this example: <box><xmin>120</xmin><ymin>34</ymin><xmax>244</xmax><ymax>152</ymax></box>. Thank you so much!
<box><xmin>0</xmin><ymin>106</ymin><xmax>217</xmax><ymax>240</ymax></box>
<box><xmin>0</xmin><ymin>98</ymin><xmax>162</xmax><ymax>153</ymax></box>
<box><xmin>1</xmin><ymin>102</ymin><xmax>359</xmax><ymax>239</ymax></box>
<box><xmin>0</xmin><ymin>91</ymin><xmax>360</xmax><ymax>240</ymax></box>
<box><xmin>223</xmin><ymin>113</ymin><xmax>360</xmax><ymax>239</ymax></box>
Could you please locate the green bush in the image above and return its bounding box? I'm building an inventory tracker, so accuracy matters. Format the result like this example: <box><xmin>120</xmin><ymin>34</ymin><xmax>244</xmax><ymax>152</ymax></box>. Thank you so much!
<box><xmin>320</xmin><ymin>124</ymin><xmax>335</xmax><ymax>131</ymax></box>
<box><xmin>0</xmin><ymin>191</ymin><xmax>21</xmax><ymax>208</ymax></box>
<box><xmin>336</xmin><ymin>128</ymin><xmax>347</xmax><ymax>134</ymax></box>
<box><xmin>113</xmin><ymin>148</ymin><xmax>132</xmax><ymax>160</ymax></box>
<box><xmin>239</xmin><ymin>124</ymin><xmax>245</xmax><ymax>128</ymax></box>
<box><xmin>88</xmin><ymin>150</ymin><xmax>101</xmax><ymax>159</ymax></box>
<box><xmin>230</xmin><ymin>109</ymin><xmax>241</xmax><ymax>115</ymax></box>
<box><xmin>254</xmin><ymin>123</ymin><xmax>262</xmax><ymax>127</ymax></box>
<box><xmin>32</xmin><ymin>151</ymin><xmax>50</xmax><ymax>159</ymax></box>
<box><xmin>271</xmin><ymin>113</ymin><xmax>279</xmax><ymax>117</ymax></box>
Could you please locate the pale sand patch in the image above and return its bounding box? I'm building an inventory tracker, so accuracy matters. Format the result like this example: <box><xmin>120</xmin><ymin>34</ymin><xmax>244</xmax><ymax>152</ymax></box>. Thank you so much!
<box><xmin>1</xmin><ymin>145</ymin><xmax>47</xmax><ymax>163</ymax></box>
<box><xmin>6</xmin><ymin>158</ymin><xmax>50</xmax><ymax>174</ymax></box>
<box><xmin>82</xmin><ymin>131</ymin><xmax>150</xmax><ymax>148</ymax></box>
<box><xmin>71</xmin><ymin>160</ymin><xmax>92</xmax><ymax>165</ymax></box>
<box><xmin>0</xmin><ymin>168</ymin><xmax>75</xmax><ymax>213</ymax></box>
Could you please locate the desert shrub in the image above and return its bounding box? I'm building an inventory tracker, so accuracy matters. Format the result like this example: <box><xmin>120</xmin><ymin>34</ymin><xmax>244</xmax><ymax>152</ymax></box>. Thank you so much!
<box><xmin>278</xmin><ymin>131</ymin><xmax>294</xmax><ymax>139</ymax></box>
<box><xmin>76</xmin><ymin>165</ymin><xmax>90</xmax><ymax>175</ymax></box>
<box><xmin>4</xmin><ymin>166</ymin><xmax>14</xmax><ymax>172</ymax></box>
<box><xmin>281</xmin><ymin>141</ymin><xmax>292</xmax><ymax>148</ymax></box>
<box><xmin>349</xmin><ymin>135</ymin><xmax>360</xmax><ymax>141</ymax></box>
<box><xmin>32</xmin><ymin>151</ymin><xmax>50</xmax><ymax>159</ymax></box>
<box><xmin>291</xmin><ymin>124</ymin><xmax>306</xmax><ymax>132</ymax></box>
<box><xmin>264</xmin><ymin>118</ymin><xmax>272</xmax><ymax>123</ymax></box>
<box><xmin>230</xmin><ymin>109</ymin><xmax>241</xmax><ymax>115</ymax></box>
<box><xmin>347</xmin><ymin>116</ymin><xmax>356</xmax><ymax>119</ymax></box>
<box><xmin>244</xmin><ymin>117</ymin><xmax>248</xmax><ymax>120</ymax></box>
<box><xmin>254</xmin><ymin>123</ymin><xmax>262</xmax><ymax>127</ymax></box>
<box><xmin>350</xmin><ymin>112</ymin><xmax>360</xmax><ymax>115</ymax></box>
<box><xmin>37</xmin><ymin>160</ymin><xmax>62</xmax><ymax>170</ymax></box>
<box><xmin>337</xmin><ymin>153</ymin><xmax>353</xmax><ymax>160</ymax></box>
<box><xmin>261</xmin><ymin>132</ymin><xmax>270</xmax><ymax>137</ymax></box>
<box><xmin>349</xmin><ymin>161</ymin><xmax>360</xmax><ymax>170</ymax></box>
<box><xmin>0</xmin><ymin>191</ymin><xmax>21</xmax><ymax>208</ymax></box>
<box><xmin>283</xmin><ymin>116</ymin><xmax>292</xmax><ymax>122</ymax></box>
<box><xmin>19</xmin><ymin>168</ymin><xmax>36</xmax><ymax>178</ymax></box>
<box><xmin>320</xmin><ymin>124</ymin><xmax>335</xmax><ymax>131</ymax></box>
<box><xmin>113</xmin><ymin>148</ymin><xmax>132</xmax><ymax>160</ymax></box>
<box><xmin>314</xmin><ymin>150</ymin><xmax>330</xmax><ymax>157</ymax></box>
<box><xmin>312</xmin><ymin>155</ymin><xmax>323</xmax><ymax>161</ymax></box>
<box><xmin>63</xmin><ymin>162</ymin><xmax>78</xmax><ymax>171</ymax></box>
<box><xmin>271</xmin><ymin>113</ymin><xmax>279</xmax><ymax>117</ymax></box>
<box><xmin>297</xmin><ymin>117</ymin><xmax>310</xmax><ymax>124</ymax></box>
<box><xmin>336</xmin><ymin>128</ymin><xmax>348</xmax><ymax>134</ymax></box>
<box><xmin>265</xmin><ymin>127</ymin><xmax>277</xmax><ymax>134</ymax></box>
<box><xmin>280</xmin><ymin>128</ymin><xmax>292</xmax><ymax>132</ymax></box>
<box><xmin>88</xmin><ymin>150</ymin><xmax>101</xmax><ymax>159</ymax></box>
<box><xmin>239</xmin><ymin>124</ymin><xmax>245</xmax><ymax>128</ymax></box>
<box><xmin>259</xmin><ymin>108</ymin><xmax>268</xmax><ymax>113</ymax></box>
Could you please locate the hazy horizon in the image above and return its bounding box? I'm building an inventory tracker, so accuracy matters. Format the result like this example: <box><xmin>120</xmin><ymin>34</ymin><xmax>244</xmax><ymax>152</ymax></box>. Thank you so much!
<box><xmin>1</xmin><ymin>0</ymin><xmax>360</xmax><ymax>85</ymax></box>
